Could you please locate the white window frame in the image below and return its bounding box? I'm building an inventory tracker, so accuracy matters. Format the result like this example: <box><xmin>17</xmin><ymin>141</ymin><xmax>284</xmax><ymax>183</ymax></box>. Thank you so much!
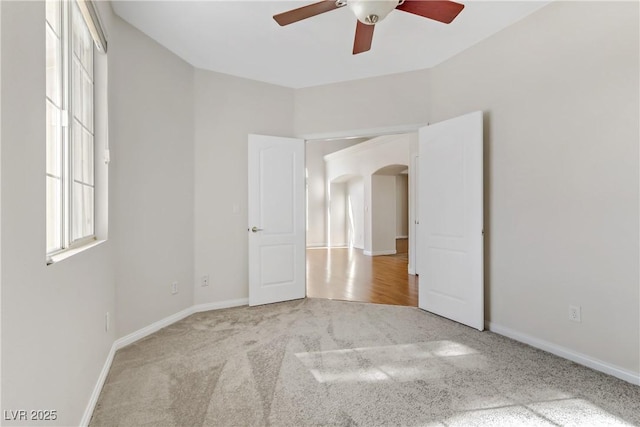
<box><xmin>46</xmin><ymin>0</ymin><xmax>106</xmax><ymax>259</ymax></box>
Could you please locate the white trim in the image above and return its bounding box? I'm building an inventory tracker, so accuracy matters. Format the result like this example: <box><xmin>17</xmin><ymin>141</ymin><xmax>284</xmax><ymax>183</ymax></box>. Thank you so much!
<box><xmin>306</xmin><ymin>243</ymin><xmax>327</xmax><ymax>248</ymax></box>
<box><xmin>396</xmin><ymin>235</ymin><xmax>408</xmax><ymax>239</ymax></box>
<box><xmin>81</xmin><ymin>298</ymin><xmax>250</xmax><ymax>426</ymax></box>
<box><xmin>47</xmin><ymin>239</ymin><xmax>106</xmax><ymax>265</ymax></box>
<box><xmin>324</xmin><ymin>133</ymin><xmax>413</xmax><ymax>162</ymax></box>
<box><xmin>114</xmin><ymin>306</ymin><xmax>195</xmax><ymax>349</ymax></box>
<box><xmin>299</xmin><ymin>123</ymin><xmax>425</xmax><ymax>142</ymax></box>
<box><xmin>193</xmin><ymin>298</ymin><xmax>248</xmax><ymax>313</ymax></box>
<box><xmin>486</xmin><ymin>321</ymin><xmax>640</xmax><ymax>386</ymax></box>
<box><xmin>79</xmin><ymin>344</ymin><xmax>115</xmax><ymax>426</ymax></box>
<box><xmin>363</xmin><ymin>249</ymin><xmax>397</xmax><ymax>256</ymax></box>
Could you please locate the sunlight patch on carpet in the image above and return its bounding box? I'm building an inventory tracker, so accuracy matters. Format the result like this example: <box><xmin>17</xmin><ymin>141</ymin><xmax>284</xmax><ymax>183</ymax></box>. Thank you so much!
<box><xmin>296</xmin><ymin>341</ymin><xmax>480</xmax><ymax>384</ymax></box>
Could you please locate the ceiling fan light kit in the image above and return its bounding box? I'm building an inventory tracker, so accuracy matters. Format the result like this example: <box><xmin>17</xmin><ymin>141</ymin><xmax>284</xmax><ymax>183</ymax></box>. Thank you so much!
<box><xmin>274</xmin><ymin>0</ymin><xmax>465</xmax><ymax>55</ymax></box>
<box><xmin>348</xmin><ymin>0</ymin><xmax>400</xmax><ymax>25</ymax></box>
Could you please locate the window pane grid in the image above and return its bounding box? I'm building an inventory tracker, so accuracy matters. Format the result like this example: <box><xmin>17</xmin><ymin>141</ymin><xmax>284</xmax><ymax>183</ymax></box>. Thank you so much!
<box><xmin>72</xmin><ymin>0</ymin><xmax>93</xmax><ymax>75</ymax></box>
<box><xmin>46</xmin><ymin>100</ymin><xmax>62</xmax><ymax>177</ymax></box>
<box><xmin>72</xmin><ymin>60</ymin><xmax>94</xmax><ymax>133</ymax></box>
<box><xmin>70</xmin><ymin>0</ymin><xmax>95</xmax><ymax>244</ymax></box>
<box><xmin>46</xmin><ymin>0</ymin><xmax>97</xmax><ymax>255</ymax></box>
<box><xmin>45</xmin><ymin>25</ymin><xmax>62</xmax><ymax>108</ymax></box>
<box><xmin>72</xmin><ymin>107</ymin><xmax>94</xmax><ymax>137</ymax></box>
<box><xmin>46</xmin><ymin>175</ymin><xmax>62</xmax><ymax>253</ymax></box>
<box><xmin>72</xmin><ymin>183</ymin><xmax>94</xmax><ymax>241</ymax></box>
<box><xmin>45</xmin><ymin>0</ymin><xmax>61</xmax><ymax>36</ymax></box>
<box><xmin>72</xmin><ymin>122</ymin><xmax>94</xmax><ymax>186</ymax></box>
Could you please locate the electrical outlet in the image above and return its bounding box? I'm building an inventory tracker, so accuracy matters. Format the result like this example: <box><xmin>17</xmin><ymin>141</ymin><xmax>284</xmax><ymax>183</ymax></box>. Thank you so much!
<box><xmin>171</xmin><ymin>282</ymin><xmax>179</xmax><ymax>295</ymax></box>
<box><xmin>569</xmin><ymin>305</ymin><xmax>581</xmax><ymax>322</ymax></box>
<box><xmin>201</xmin><ymin>275</ymin><xmax>209</xmax><ymax>287</ymax></box>
<box><xmin>105</xmin><ymin>312</ymin><xmax>110</xmax><ymax>332</ymax></box>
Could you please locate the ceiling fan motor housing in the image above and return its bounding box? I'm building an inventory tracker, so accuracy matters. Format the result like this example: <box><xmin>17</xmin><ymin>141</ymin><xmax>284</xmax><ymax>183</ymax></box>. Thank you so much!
<box><xmin>347</xmin><ymin>0</ymin><xmax>400</xmax><ymax>25</ymax></box>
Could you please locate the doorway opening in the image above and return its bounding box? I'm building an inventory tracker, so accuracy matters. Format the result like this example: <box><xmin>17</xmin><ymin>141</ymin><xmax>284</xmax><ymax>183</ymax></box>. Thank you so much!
<box><xmin>304</xmin><ymin>134</ymin><xmax>418</xmax><ymax>307</ymax></box>
<box><xmin>248</xmin><ymin>111</ymin><xmax>483</xmax><ymax>328</ymax></box>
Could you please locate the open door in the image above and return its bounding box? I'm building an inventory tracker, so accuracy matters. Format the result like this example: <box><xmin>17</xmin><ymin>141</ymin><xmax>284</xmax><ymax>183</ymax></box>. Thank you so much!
<box><xmin>418</xmin><ymin>111</ymin><xmax>484</xmax><ymax>330</ymax></box>
<box><xmin>248</xmin><ymin>134</ymin><xmax>306</xmax><ymax>306</ymax></box>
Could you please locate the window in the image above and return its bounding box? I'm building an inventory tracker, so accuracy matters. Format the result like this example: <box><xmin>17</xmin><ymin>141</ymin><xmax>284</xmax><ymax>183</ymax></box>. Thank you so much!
<box><xmin>46</xmin><ymin>0</ymin><xmax>104</xmax><ymax>256</ymax></box>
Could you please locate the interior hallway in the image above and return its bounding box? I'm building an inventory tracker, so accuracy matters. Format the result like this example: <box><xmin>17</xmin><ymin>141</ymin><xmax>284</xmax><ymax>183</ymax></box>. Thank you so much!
<box><xmin>306</xmin><ymin>239</ymin><xmax>418</xmax><ymax>306</ymax></box>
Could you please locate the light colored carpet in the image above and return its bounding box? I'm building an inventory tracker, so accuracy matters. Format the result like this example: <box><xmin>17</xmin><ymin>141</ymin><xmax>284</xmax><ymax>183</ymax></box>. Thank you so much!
<box><xmin>90</xmin><ymin>299</ymin><xmax>640</xmax><ymax>426</ymax></box>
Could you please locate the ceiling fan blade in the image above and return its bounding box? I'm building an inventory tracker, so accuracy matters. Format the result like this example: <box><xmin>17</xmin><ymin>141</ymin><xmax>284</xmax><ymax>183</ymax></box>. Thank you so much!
<box><xmin>273</xmin><ymin>1</ymin><xmax>343</xmax><ymax>26</ymax></box>
<box><xmin>396</xmin><ymin>0</ymin><xmax>464</xmax><ymax>24</ymax></box>
<box><xmin>353</xmin><ymin>21</ymin><xmax>375</xmax><ymax>55</ymax></box>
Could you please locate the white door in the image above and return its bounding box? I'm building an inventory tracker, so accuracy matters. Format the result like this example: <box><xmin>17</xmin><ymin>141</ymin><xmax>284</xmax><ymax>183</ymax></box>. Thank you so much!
<box><xmin>409</xmin><ymin>153</ymin><xmax>419</xmax><ymax>275</ymax></box>
<box><xmin>248</xmin><ymin>134</ymin><xmax>306</xmax><ymax>306</ymax></box>
<box><xmin>418</xmin><ymin>111</ymin><xmax>484</xmax><ymax>330</ymax></box>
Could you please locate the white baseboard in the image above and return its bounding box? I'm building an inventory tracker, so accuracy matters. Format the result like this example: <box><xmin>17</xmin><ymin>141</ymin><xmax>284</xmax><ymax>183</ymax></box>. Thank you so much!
<box><xmin>114</xmin><ymin>306</ymin><xmax>196</xmax><ymax>350</ymax></box>
<box><xmin>80</xmin><ymin>344</ymin><xmax>116</xmax><ymax>426</ymax></box>
<box><xmin>82</xmin><ymin>298</ymin><xmax>249</xmax><ymax>426</ymax></box>
<box><xmin>306</xmin><ymin>243</ymin><xmax>327</xmax><ymax>248</ymax></box>
<box><xmin>193</xmin><ymin>298</ymin><xmax>248</xmax><ymax>313</ymax></box>
<box><xmin>486</xmin><ymin>321</ymin><xmax>640</xmax><ymax>386</ymax></box>
<box><xmin>363</xmin><ymin>249</ymin><xmax>397</xmax><ymax>256</ymax></box>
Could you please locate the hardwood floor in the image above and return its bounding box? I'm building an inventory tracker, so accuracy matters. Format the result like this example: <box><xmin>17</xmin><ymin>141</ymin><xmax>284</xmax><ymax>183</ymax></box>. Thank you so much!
<box><xmin>306</xmin><ymin>239</ymin><xmax>418</xmax><ymax>307</ymax></box>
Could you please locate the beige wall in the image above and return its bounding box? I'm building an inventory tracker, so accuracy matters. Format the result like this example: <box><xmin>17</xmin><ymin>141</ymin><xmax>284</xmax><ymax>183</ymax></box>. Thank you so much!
<box><xmin>1</xmin><ymin>2</ymin><xmax>116</xmax><ymax>425</ymax></box>
<box><xmin>429</xmin><ymin>0</ymin><xmax>639</xmax><ymax>373</ymax></box>
<box><xmin>109</xmin><ymin>11</ymin><xmax>195</xmax><ymax>337</ymax></box>
<box><xmin>294</xmin><ymin>68</ymin><xmax>432</xmax><ymax>136</ymax></box>
<box><xmin>193</xmin><ymin>69</ymin><xmax>294</xmax><ymax>305</ymax></box>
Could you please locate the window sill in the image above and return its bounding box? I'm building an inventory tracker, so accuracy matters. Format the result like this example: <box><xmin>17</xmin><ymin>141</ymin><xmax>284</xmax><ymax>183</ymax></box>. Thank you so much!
<box><xmin>47</xmin><ymin>239</ymin><xmax>106</xmax><ymax>265</ymax></box>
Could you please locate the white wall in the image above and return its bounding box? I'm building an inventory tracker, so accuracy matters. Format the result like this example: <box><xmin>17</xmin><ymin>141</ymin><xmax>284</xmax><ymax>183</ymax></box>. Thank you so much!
<box><xmin>294</xmin><ymin>68</ymin><xmax>431</xmax><ymax>137</ymax></box>
<box><xmin>396</xmin><ymin>174</ymin><xmax>409</xmax><ymax>238</ymax></box>
<box><xmin>1</xmin><ymin>2</ymin><xmax>115</xmax><ymax>425</ymax></box>
<box><xmin>193</xmin><ymin>69</ymin><xmax>294</xmax><ymax>305</ymax></box>
<box><xmin>305</xmin><ymin>138</ymin><xmax>364</xmax><ymax>247</ymax></box>
<box><xmin>329</xmin><ymin>182</ymin><xmax>348</xmax><ymax>247</ymax></box>
<box><xmin>325</xmin><ymin>134</ymin><xmax>415</xmax><ymax>255</ymax></box>
<box><xmin>324</xmin><ymin>134</ymin><xmax>414</xmax><ymax>185</ymax></box>
<box><xmin>429</xmin><ymin>1</ymin><xmax>639</xmax><ymax>374</ymax></box>
<box><xmin>371</xmin><ymin>175</ymin><xmax>397</xmax><ymax>255</ymax></box>
<box><xmin>109</xmin><ymin>12</ymin><xmax>195</xmax><ymax>338</ymax></box>
<box><xmin>347</xmin><ymin>177</ymin><xmax>364</xmax><ymax>249</ymax></box>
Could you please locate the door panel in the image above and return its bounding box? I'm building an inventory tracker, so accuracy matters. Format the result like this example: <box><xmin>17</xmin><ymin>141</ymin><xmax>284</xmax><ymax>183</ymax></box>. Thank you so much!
<box><xmin>418</xmin><ymin>111</ymin><xmax>484</xmax><ymax>330</ymax></box>
<box><xmin>248</xmin><ymin>134</ymin><xmax>305</xmax><ymax>306</ymax></box>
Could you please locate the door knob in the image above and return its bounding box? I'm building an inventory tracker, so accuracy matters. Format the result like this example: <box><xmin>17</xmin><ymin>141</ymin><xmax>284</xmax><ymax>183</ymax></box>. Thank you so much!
<box><xmin>251</xmin><ymin>226</ymin><xmax>263</xmax><ymax>233</ymax></box>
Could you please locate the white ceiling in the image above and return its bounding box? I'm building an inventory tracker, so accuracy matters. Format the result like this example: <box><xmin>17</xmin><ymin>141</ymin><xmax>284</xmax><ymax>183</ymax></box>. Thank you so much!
<box><xmin>111</xmin><ymin>0</ymin><xmax>551</xmax><ymax>89</ymax></box>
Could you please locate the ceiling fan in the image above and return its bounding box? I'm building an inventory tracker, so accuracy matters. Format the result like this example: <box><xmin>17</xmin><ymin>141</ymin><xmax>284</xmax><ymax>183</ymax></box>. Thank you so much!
<box><xmin>273</xmin><ymin>0</ymin><xmax>465</xmax><ymax>55</ymax></box>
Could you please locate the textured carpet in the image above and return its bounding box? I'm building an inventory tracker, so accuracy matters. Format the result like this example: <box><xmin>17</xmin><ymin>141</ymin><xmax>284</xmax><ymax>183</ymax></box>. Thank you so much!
<box><xmin>90</xmin><ymin>299</ymin><xmax>640</xmax><ymax>426</ymax></box>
